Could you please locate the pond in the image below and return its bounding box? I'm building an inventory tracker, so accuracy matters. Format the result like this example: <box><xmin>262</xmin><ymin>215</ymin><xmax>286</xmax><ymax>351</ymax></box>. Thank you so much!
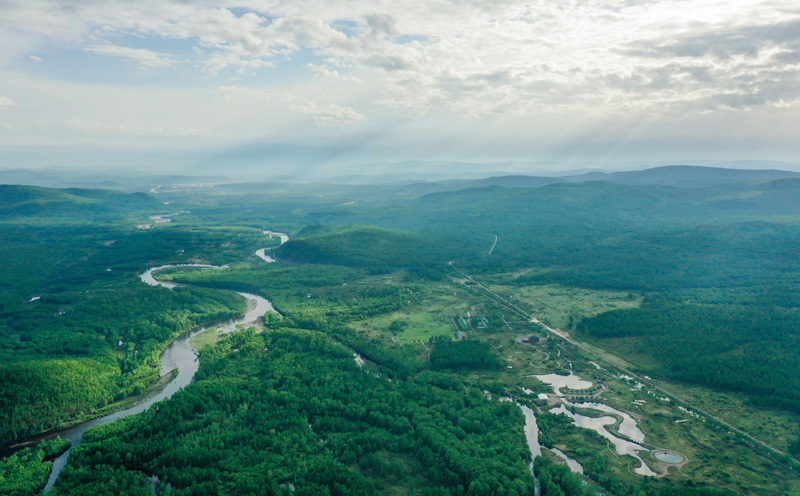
<box><xmin>654</xmin><ymin>450</ymin><xmax>684</xmax><ymax>464</ymax></box>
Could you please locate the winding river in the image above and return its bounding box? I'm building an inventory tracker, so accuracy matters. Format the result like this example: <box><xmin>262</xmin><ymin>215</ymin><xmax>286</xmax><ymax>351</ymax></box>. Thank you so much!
<box><xmin>254</xmin><ymin>230</ymin><xmax>289</xmax><ymax>263</ymax></box>
<box><xmin>33</xmin><ymin>236</ymin><xmax>284</xmax><ymax>492</ymax></box>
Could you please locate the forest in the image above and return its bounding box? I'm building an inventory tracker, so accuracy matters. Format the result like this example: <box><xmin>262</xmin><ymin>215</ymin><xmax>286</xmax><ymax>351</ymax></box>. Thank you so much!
<box><xmin>51</xmin><ymin>329</ymin><xmax>536</xmax><ymax>496</ymax></box>
<box><xmin>1</xmin><ymin>169</ymin><xmax>800</xmax><ymax>495</ymax></box>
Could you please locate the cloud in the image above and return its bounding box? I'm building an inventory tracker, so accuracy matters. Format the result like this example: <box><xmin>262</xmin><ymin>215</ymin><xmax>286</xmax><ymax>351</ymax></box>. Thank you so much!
<box><xmin>2</xmin><ymin>0</ymin><xmax>800</xmax><ymax>167</ymax></box>
<box><xmin>85</xmin><ymin>45</ymin><xmax>176</xmax><ymax>68</ymax></box>
<box><xmin>29</xmin><ymin>55</ymin><xmax>41</xmax><ymax>62</ymax></box>
<box><xmin>7</xmin><ymin>1</ymin><xmax>799</xmax><ymax>117</ymax></box>
<box><xmin>0</xmin><ymin>96</ymin><xmax>15</xmax><ymax>108</ymax></box>
<box><xmin>622</xmin><ymin>19</ymin><xmax>800</xmax><ymax>60</ymax></box>
<box><xmin>289</xmin><ymin>100</ymin><xmax>366</xmax><ymax>125</ymax></box>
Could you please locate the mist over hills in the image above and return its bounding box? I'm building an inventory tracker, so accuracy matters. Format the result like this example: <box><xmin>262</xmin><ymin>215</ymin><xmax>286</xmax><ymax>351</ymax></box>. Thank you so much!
<box><xmin>2</xmin><ymin>163</ymin><xmax>798</xmax><ymax>194</ymax></box>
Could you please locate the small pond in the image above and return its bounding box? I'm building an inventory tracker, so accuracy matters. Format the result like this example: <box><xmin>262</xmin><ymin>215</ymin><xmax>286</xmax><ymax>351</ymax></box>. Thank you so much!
<box><xmin>654</xmin><ymin>450</ymin><xmax>684</xmax><ymax>464</ymax></box>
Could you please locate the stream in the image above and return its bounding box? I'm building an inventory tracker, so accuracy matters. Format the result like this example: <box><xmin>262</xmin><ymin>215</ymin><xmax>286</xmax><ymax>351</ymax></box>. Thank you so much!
<box><xmin>33</xmin><ymin>235</ymin><xmax>284</xmax><ymax>492</ymax></box>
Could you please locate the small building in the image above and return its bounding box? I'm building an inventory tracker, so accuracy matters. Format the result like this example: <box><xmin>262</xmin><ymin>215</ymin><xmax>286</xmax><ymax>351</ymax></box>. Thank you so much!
<box><xmin>521</xmin><ymin>335</ymin><xmax>540</xmax><ymax>344</ymax></box>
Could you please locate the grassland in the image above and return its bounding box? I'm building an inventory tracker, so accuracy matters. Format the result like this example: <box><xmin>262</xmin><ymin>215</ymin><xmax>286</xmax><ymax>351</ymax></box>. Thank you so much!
<box><xmin>580</xmin><ymin>331</ymin><xmax>800</xmax><ymax>453</ymax></box>
<box><xmin>349</xmin><ymin>282</ymin><xmax>470</xmax><ymax>344</ymax></box>
<box><xmin>190</xmin><ymin>327</ymin><xmax>221</xmax><ymax>351</ymax></box>
<box><xmin>483</xmin><ymin>279</ymin><xmax>643</xmax><ymax>331</ymax></box>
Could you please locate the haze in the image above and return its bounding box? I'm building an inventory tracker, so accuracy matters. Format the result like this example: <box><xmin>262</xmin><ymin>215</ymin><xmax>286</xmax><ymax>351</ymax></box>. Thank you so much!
<box><xmin>1</xmin><ymin>0</ymin><xmax>799</xmax><ymax>177</ymax></box>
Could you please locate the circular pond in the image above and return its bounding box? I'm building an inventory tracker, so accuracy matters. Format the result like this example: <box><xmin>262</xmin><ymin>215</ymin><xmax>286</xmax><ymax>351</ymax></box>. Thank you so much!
<box><xmin>654</xmin><ymin>450</ymin><xmax>684</xmax><ymax>464</ymax></box>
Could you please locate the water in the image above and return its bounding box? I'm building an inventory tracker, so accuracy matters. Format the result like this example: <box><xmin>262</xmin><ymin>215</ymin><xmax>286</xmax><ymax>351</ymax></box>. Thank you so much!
<box><xmin>533</xmin><ymin>373</ymin><xmax>592</xmax><ymax>397</ymax></box>
<box><xmin>550</xmin><ymin>447</ymin><xmax>584</xmax><ymax>474</ymax></box>
<box><xmin>654</xmin><ymin>451</ymin><xmax>683</xmax><ymax>464</ymax></box>
<box><xmin>263</xmin><ymin>230</ymin><xmax>289</xmax><ymax>244</ymax></box>
<box><xmin>36</xmin><ymin>261</ymin><xmax>279</xmax><ymax>492</ymax></box>
<box><xmin>564</xmin><ymin>401</ymin><xmax>645</xmax><ymax>443</ymax></box>
<box><xmin>139</xmin><ymin>263</ymin><xmax>228</xmax><ymax>289</ymax></box>
<box><xmin>254</xmin><ymin>248</ymin><xmax>277</xmax><ymax>263</ymax></box>
<box><xmin>499</xmin><ymin>399</ymin><xmax>541</xmax><ymax>472</ymax></box>
<box><xmin>550</xmin><ymin>405</ymin><xmax>656</xmax><ymax>476</ymax></box>
<box><xmin>255</xmin><ymin>231</ymin><xmax>289</xmax><ymax>263</ymax></box>
<box><xmin>518</xmin><ymin>403</ymin><xmax>542</xmax><ymax>463</ymax></box>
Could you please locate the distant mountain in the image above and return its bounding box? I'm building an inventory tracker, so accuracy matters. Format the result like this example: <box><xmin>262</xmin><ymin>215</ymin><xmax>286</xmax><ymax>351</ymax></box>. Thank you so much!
<box><xmin>0</xmin><ymin>185</ymin><xmax>158</xmax><ymax>220</ymax></box>
<box><xmin>0</xmin><ymin>168</ymin><xmax>231</xmax><ymax>191</ymax></box>
<box><xmin>587</xmin><ymin>165</ymin><xmax>800</xmax><ymax>188</ymax></box>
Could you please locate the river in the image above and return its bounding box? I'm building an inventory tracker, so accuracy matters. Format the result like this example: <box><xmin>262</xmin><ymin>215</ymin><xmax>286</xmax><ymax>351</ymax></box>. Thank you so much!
<box><xmin>254</xmin><ymin>231</ymin><xmax>289</xmax><ymax>263</ymax></box>
<box><xmin>34</xmin><ymin>244</ymin><xmax>282</xmax><ymax>492</ymax></box>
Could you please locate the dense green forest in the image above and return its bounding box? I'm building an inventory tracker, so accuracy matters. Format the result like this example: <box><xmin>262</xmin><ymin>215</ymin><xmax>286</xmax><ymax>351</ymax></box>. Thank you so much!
<box><xmin>0</xmin><ymin>286</ymin><xmax>245</xmax><ymax>444</ymax></box>
<box><xmin>0</xmin><ymin>189</ymin><xmax>274</xmax><ymax>445</ymax></box>
<box><xmin>577</xmin><ymin>299</ymin><xmax>800</xmax><ymax>412</ymax></box>
<box><xmin>266</xmin><ymin>177</ymin><xmax>800</xmax><ymax>418</ymax></box>
<box><xmin>51</xmin><ymin>329</ymin><xmax>536</xmax><ymax>496</ymax></box>
<box><xmin>429</xmin><ymin>338</ymin><xmax>502</xmax><ymax>371</ymax></box>
<box><xmin>2</xmin><ymin>169</ymin><xmax>800</xmax><ymax>495</ymax></box>
<box><xmin>275</xmin><ymin>224</ymin><xmax>459</xmax><ymax>271</ymax></box>
<box><xmin>0</xmin><ymin>437</ymin><xmax>70</xmax><ymax>496</ymax></box>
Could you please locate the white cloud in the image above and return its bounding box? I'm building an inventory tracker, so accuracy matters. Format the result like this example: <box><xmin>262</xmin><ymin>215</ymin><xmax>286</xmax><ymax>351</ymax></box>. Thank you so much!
<box><xmin>28</xmin><ymin>55</ymin><xmax>41</xmax><ymax>62</ymax></box>
<box><xmin>4</xmin><ymin>1</ymin><xmax>799</xmax><ymax>117</ymax></box>
<box><xmin>0</xmin><ymin>96</ymin><xmax>15</xmax><ymax>108</ymax></box>
<box><xmin>1</xmin><ymin>0</ymin><xmax>800</xmax><ymax>166</ymax></box>
<box><xmin>288</xmin><ymin>99</ymin><xmax>366</xmax><ymax>126</ymax></box>
<box><xmin>85</xmin><ymin>45</ymin><xmax>176</xmax><ymax>68</ymax></box>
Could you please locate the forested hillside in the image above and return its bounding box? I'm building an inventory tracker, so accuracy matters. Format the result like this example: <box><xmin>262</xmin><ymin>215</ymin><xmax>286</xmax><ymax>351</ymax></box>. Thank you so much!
<box><xmin>0</xmin><ymin>185</ymin><xmax>158</xmax><ymax>221</ymax></box>
<box><xmin>270</xmin><ymin>177</ymin><xmax>800</xmax><ymax>418</ymax></box>
<box><xmin>0</xmin><ymin>188</ymin><xmax>273</xmax><ymax>445</ymax></box>
<box><xmin>52</xmin><ymin>329</ymin><xmax>536</xmax><ymax>496</ymax></box>
<box><xmin>2</xmin><ymin>171</ymin><xmax>800</xmax><ymax>496</ymax></box>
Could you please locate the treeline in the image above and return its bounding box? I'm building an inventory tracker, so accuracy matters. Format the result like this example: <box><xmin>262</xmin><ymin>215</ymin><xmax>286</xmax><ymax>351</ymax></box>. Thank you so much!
<box><xmin>430</xmin><ymin>338</ymin><xmax>503</xmax><ymax>371</ymax></box>
<box><xmin>0</xmin><ymin>184</ymin><xmax>157</xmax><ymax>222</ymax></box>
<box><xmin>578</xmin><ymin>300</ymin><xmax>800</xmax><ymax>413</ymax></box>
<box><xmin>52</xmin><ymin>329</ymin><xmax>536</xmax><ymax>496</ymax></box>
<box><xmin>513</xmin><ymin>222</ymin><xmax>800</xmax><ymax>294</ymax></box>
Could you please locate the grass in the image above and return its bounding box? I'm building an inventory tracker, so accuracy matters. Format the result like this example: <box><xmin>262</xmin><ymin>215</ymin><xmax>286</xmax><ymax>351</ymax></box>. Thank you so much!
<box><xmin>190</xmin><ymin>327</ymin><xmax>221</xmax><ymax>351</ymax></box>
<box><xmin>658</xmin><ymin>381</ymin><xmax>800</xmax><ymax>454</ymax></box>
<box><xmin>352</xmin><ymin>309</ymin><xmax>455</xmax><ymax>344</ymax></box>
<box><xmin>485</xmin><ymin>280</ymin><xmax>642</xmax><ymax>331</ymax></box>
<box><xmin>580</xmin><ymin>333</ymin><xmax>800</xmax><ymax>453</ymax></box>
<box><xmin>396</xmin><ymin>318</ymin><xmax>453</xmax><ymax>344</ymax></box>
<box><xmin>350</xmin><ymin>283</ymin><xmax>471</xmax><ymax>344</ymax></box>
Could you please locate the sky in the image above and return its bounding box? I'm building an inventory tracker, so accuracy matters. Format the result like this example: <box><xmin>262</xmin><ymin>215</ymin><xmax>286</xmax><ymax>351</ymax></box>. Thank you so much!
<box><xmin>1</xmin><ymin>0</ymin><xmax>799</xmax><ymax>177</ymax></box>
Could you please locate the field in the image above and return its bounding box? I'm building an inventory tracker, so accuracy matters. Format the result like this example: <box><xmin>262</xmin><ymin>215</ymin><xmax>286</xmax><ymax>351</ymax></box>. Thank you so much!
<box><xmin>483</xmin><ymin>279</ymin><xmax>643</xmax><ymax>331</ymax></box>
<box><xmin>349</xmin><ymin>282</ymin><xmax>470</xmax><ymax>344</ymax></box>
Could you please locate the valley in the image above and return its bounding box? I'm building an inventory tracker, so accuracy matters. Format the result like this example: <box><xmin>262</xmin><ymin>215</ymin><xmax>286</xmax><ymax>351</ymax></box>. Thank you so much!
<box><xmin>1</xmin><ymin>168</ymin><xmax>799</xmax><ymax>496</ymax></box>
